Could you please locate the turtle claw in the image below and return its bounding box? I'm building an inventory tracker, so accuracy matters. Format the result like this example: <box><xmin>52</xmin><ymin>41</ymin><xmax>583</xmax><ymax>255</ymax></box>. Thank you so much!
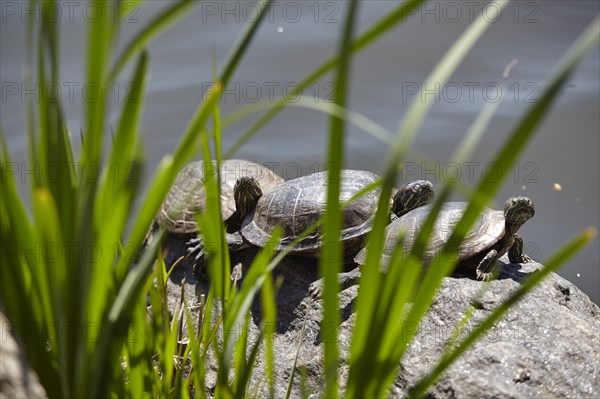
<box><xmin>520</xmin><ymin>254</ymin><xmax>533</xmax><ymax>263</ymax></box>
<box><xmin>308</xmin><ymin>279</ymin><xmax>324</xmax><ymax>299</ymax></box>
<box><xmin>188</xmin><ymin>247</ymin><xmax>205</xmax><ymax>262</ymax></box>
<box><xmin>476</xmin><ymin>269</ymin><xmax>493</xmax><ymax>282</ymax></box>
<box><xmin>508</xmin><ymin>252</ymin><xmax>533</xmax><ymax>264</ymax></box>
<box><xmin>186</xmin><ymin>236</ymin><xmax>204</xmax><ymax>261</ymax></box>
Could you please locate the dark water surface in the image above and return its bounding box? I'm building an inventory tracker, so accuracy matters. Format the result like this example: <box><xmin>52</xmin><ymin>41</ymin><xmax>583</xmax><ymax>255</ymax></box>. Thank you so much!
<box><xmin>2</xmin><ymin>1</ymin><xmax>599</xmax><ymax>303</ymax></box>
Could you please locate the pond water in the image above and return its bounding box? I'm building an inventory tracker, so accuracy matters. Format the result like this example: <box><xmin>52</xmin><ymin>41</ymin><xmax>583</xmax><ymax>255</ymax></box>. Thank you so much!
<box><xmin>1</xmin><ymin>1</ymin><xmax>598</xmax><ymax>303</ymax></box>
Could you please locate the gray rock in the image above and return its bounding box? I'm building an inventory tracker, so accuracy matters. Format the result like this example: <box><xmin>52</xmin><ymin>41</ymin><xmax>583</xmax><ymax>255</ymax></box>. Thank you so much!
<box><xmin>390</xmin><ymin>260</ymin><xmax>600</xmax><ymax>398</ymax></box>
<box><xmin>164</xmin><ymin>255</ymin><xmax>600</xmax><ymax>398</ymax></box>
<box><xmin>0</xmin><ymin>311</ymin><xmax>47</xmax><ymax>399</ymax></box>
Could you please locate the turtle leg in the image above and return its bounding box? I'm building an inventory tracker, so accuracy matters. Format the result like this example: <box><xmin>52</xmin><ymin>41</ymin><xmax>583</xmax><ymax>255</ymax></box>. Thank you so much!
<box><xmin>186</xmin><ymin>235</ymin><xmax>210</xmax><ymax>279</ymax></box>
<box><xmin>187</xmin><ymin>235</ymin><xmax>205</xmax><ymax>261</ymax></box>
<box><xmin>475</xmin><ymin>249</ymin><xmax>498</xmax><ymax>281</ymax></box>
<box><xmin>188</xmin><ymin>232</ymin><xmax>245</xmax><ymax>257</ymax></box>
<box><xmin>508</xmin><ymin>234</ymin><xmax>532</xmax><ymax>263</ymax></box>
<box><xmin>308</xmin><ymin>267</ymin><xmax>361</xmax><ymax>299</ymax></box>
<box><xmin>226</xmin><ymin>231</ymin><xmax>245</xmax><ymax>252</ymax></box>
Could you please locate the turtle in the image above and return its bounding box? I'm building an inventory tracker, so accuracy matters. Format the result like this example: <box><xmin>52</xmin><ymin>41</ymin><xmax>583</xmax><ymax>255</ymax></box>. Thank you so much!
<box><xmin>349</xmin><ymin>196</ymin><xmax>535</xmax><ymax>287</ymax></box>
<box><xmin>239</xmin><ymin>170</ymin><xmax>435</xmax><ymax>258</ymax></box>
<box><xmin>307</xmin><ymin>177</ymin><xmax>436</xmax><ymax>297</ymax></box>
<box><xmin>147</xmin><ymin>159</ymin><xmax>285</xmax><ymax>268</ymax></box>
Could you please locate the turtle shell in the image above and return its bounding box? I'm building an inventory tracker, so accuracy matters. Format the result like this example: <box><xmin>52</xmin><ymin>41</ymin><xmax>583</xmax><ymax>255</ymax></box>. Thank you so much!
<box><xmin>355</xmin><ymin>202</ymin><xmax>506</xmax><ymax>269</ymax></box>
<box><xmin>240</xmin><ymin>170</ymin><xmax>381</xmax><ymax>254</ymax></box>
<box><xmin>157</xmin><ymin>159</ymin><xmax>285</xmax><ymax>234</ymax></box>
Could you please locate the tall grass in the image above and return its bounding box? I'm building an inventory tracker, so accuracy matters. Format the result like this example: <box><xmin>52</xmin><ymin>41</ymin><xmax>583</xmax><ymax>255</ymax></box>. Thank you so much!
<box><xmin>0</xmin><ymin>1</ymin><xmax>597</xmax><ymax>398</ymax></box>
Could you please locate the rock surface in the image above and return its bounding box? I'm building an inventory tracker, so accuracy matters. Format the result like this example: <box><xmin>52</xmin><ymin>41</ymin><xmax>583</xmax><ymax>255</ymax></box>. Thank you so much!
<box><xmin>165</xmin><ymin>250</ymin><xmax>600</xmax><ymax>398</ymax></box>
<box><xmin>0</xmin><ymin>311</ymin><xmax>47</xmax><ymax>399</ymax></box>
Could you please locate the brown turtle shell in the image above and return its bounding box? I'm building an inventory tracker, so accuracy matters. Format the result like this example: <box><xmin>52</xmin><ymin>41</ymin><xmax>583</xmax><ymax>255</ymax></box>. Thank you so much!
<box><xmin>157</xmin><ymin>159</ymin><xmax>284</xmax><ymax>234</ymax></box>
<box><xmin>355</xmin><ymin>202</ymin><xmax>506</xmax><ymax>269</ymax></box>
<box><xmin>240</xmin><ymin>170</ymin><xmax>381</xmax><ymax>255</ymax></box>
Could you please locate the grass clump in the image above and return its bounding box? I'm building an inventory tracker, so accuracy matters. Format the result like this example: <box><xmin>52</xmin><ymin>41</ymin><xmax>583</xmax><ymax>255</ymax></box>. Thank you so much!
<box><xmin>1</xmin><ymin>0</ymin><xmax>598</xmax><ymax>397</ymax></box>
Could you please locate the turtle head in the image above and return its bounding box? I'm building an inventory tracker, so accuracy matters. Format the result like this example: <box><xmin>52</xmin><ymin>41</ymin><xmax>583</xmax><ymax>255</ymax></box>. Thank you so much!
<box><xmin>392</xmin><ymin>180</ymin><xmax>435</xmax><ymax>217</ymax></box>
<box><xmin>504</xmin><ymin>196</ymin><xmax>535</xmax><ymax>232</ymax></box>
<box><xmin>234</xmin><ymin>176</ymin><xmax>263</xmax><ymax>220</ymax></box>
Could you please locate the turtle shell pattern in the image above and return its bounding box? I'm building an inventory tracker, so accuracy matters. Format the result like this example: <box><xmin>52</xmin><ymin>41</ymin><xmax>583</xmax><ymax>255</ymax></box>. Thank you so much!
<box><xmin>355</xmin><ymin>202</ymin><xmax>506</xmax><ymax>269</ymax></box>
<box><xmin>241</xmin><ymin>170</ymin><xmax>381</xmax><ymax>254</ymax></box>
<box><xmin>157</xmin><ymin>159</ymin><xmax>284</xmax><ymax>234</ymax></box>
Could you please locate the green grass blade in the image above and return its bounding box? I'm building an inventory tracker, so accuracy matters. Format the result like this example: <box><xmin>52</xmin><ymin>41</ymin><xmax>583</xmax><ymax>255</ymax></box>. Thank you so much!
<box><xmin>109</xmin><ymin>0</ymin><xmax>196</xmax><ymax>81</ymax></box>
<box><xmin>373</xmin><ymin>13</ymin><xmax>599</xmax><ymax>395</ymax></box>
<box><xmin>0</xmin><ymin>135</ymin><xmax>63</xmax><ymax>396</ymax></box>
<box><xmin>217</xmin><ymin>0</ymin><xmax>273</xmax><ymax>86</ymax></box>
<box><xmin>31</xmin><ymin>187</ymin><xmax>71</xmax><ymax>397</ymax></box>
<box><xmin>285</xmin><ymin>316</ymin><xmax>308</xmax><ymax>399</ymax></box>
<box><xmin>223</xmin><ymin>228</ymin><xmax>282</xmax><ymax>354</ymax></box>
<box><xmin>376</xmin><ymin>96</ymin><xmax>503</xmax><ymax>356</ymax></box>
<box><xmin>124</xmin><ymin>1</ymin><xmax>274</xmax><ymax>264</ymax></box>
<box><xmin>403</xmin><ymin>15</ymin><xmax>600</xmax><ymax>396</ymax></box>
<box><xmin>196</xmin><ymin>142</ymin><xmax>228</xmax><ymax>301</ymax></box>
<box><xmin>88</xmin><ymin>227</ymin><xmax>167</xmax><ymax>398</ymax></box>
<box><xmin>224</xmin><ymin>0</ymin><xmax>426</xmax><ymax>158</ymax></box>
<box><xmin>259</xmin><ymin>260</ymin><xmax>278</xmax><ymax>397</ymax></box>
<box><xmin>99</xmin><ymin>50</ymin><xmax>149</xmax><ymax>283</ymax></box>
<box><xmin>347</xmin><ymin>2</ymin><xmax>511</xmax><ymax>396</ymax></box>
<box><xmin>409</xmin><ymin>227</ymin><xmax>597</xmax><ymax>398</ymax></box>
<box><xmin>82</xmin><ymin>0</ymin><xmax>111</xmax><ymax>166</ymax></box>
<box><xmin>25</xmin><ymin>0</ymin><xmax>37</xmax><ymax>190</ymax></box>
<box><xmin>320</xmin><ymin>2</ymin><xmax>359</xmax><ymax>397</ymax></box>
<box><xmin>173</xmin><ymin>0</ymin><xmax>274</xmax><ymax>163</ymax></box>
<box><xmin>222</xmin><ymin>97</ymin><xmax>394</xmax><ymax>145</ymax></box>
<box><xmin>232</xmin><ymin>313</ymin><xmax>251</xmax><ymax>397</ymax></box>
<box><xmin>212</xmin><ymin>228</ymin><xmax>281</xmax><ymax>396</ymax></box>
<box><xmin>405</xmin><ymin>12</ymin><xmax>600</xmax><ymax>351</ymax></box>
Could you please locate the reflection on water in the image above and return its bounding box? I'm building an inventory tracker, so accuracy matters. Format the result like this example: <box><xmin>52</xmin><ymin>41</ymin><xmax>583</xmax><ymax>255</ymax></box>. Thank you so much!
<box><xmin>1</xmin><ymin>1</ymin><xmax>598</xmax><ymax>303</ymax></box>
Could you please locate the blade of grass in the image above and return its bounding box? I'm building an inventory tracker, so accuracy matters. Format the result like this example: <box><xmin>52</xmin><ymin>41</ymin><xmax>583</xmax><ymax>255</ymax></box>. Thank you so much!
<box><xmin>76</xmin><ymin>50</ymin><xmax>149</xmax><ymax>395</ymax></box>
<box><xmin>122</xmin><ymin>0</ymin><xmax>274</xmax><ymax>274</ymax></box>
<box><xmin>409</xmin><ymin>227</ymin><xmax>597</xmax><ymax>398</ymax></box>
<box><xmin>353</xmin><ymin>13</ymin><xmax>600</xmax><ymax>397</ymax></box>
<box><xmin>81</xmin><ymin>0</ymin><xmax>111</xmax><ymax>166</ymax></box>
<box><xmin>232</xmin><ymin>313</ymin><xmax>252</xmax><ymax>397</ymax></box>
<box><xmin>347</xmin><ymin>2</ymin><xmax>511</xmax><ymax>395</ymax></box>
<box><xmin>109</xmin><ymin>0</ymin><xmax>196</xmax><ymax>82</ymax></box>
<box><xmin>403</xmin><ymin>15</ymin><xmax>600</xmax><ymax>397</ymax></box>
<box><xmin>224</xmin><ymin>0</ymin><xmax>426</xmax><ymax>158</ymax></box>
<box><xmin>0</xmin><ymin>136</ymin><xmax>62</xmax><ymax>396</ymax></box>
<box><xmin>34</xmin><ymin>3</ymin><xmax>81</xmax><ymax>394</ymax></box>
<box><xmin>377</xmin><ymin>94</ymin><xmax>504</xmax><ymax>351</ymax></box>
<box><xmin>222</xmin><ymin>228</ymin><xmax>282</xmax><ymax>362</ymax></box>
<box><xmin>348</xmin><ymin>94</ymin><xmax>504</xmax><ymax>397</ymax></box>
<box><xmin>320</xmin><ymin>1</ymin><xmax>359</xmax><ymax>398</ymax></box>
<box><xmin>211</xmin><ymin>228</ymin><xmax>281</xmax><ymax>396</ymax></box>
<box><xmin>31</xmin><ymin>187</ymin><xmax>70</xmax><ymax>397</ymax></box>
<box><xmin>89</xmin><ymin>227</ymin><xmax>167</xmax><ymax>398</ymax></box>
<box><xmin>259</xmin><ymin>262</ymin><xmax>278</xmax><ymax>398</ymax></box>
<box><xmin>221</xmin><ymin>97</ymin><xmax>477</xmax><ymax>202</ymax></box>
<box><xmin>90</xmin><ymin>51</ymin><xmax>149</xmax><ymax>325</ymax></box>
<box><xmin>25</xmin><ymin>0</ymin><xmax>36</xmax><ymax>191</ymax></box>
<box><xmin>222</xmin><ymin>97</ymin><xmax>394</xmax><ymax>145</ymax></box>
<box><xmin>403</xmin><ymin>11</ymin><xmax>600</xmax><ymax>364</ymax></box>
<box><xmin>284</xmin><ymin>316</ymin><xmax>308</xmax><ymax>399</ymax></box>
<box><xmin>70</xmin><ymin>3</ymin><xmax>114</xmax><ymax>391</ymax></box>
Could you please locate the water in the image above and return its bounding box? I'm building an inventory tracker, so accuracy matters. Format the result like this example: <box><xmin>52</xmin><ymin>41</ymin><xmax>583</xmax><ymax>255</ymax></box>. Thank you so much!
<box><xmin>1</xmin><ymin>1</ymin><xmax>598</xmax><ymax>303</ymax></box>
